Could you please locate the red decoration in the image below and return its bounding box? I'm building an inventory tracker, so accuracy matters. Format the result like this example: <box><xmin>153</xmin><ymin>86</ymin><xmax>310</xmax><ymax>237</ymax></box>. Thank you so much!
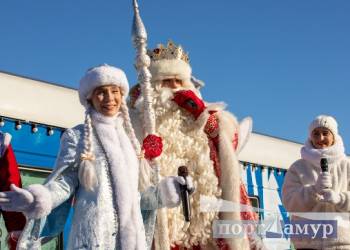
<box><xmin>0</xmin><ymin>144</ymin><xmax>26</xmax><ymax>250</ymax></box>
<box><xmin>240</xmin><ymin>182</ymin><xmax>259</xmax><ymax>221</ymax></box>
<box><xmin>142</xmin><ymin>134</ymin><xmax>163</xmax><ymax>160</ymax></box>
<box><xmin>204</xmin><ymin>112</ymin><xmax>219</xmax><ymax>138</ymax></box>
<box><xmin>208</xmin><ymin>138</ymin><xmax>221</xmax><ymax>181</ymax></box>
<box><xmin>232</xmin><ymin>132</ymin><xmax>239</xmax><ymax>151</ymax></box>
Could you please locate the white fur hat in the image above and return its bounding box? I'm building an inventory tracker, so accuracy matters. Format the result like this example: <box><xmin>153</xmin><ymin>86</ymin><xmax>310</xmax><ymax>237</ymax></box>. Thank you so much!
<box><xmin>149</xmin><ymin>59</ymin><xmax>192</xmax><ymax>83</ymax></box>
<box><xmin>79</xmin><ymin>64</ymin><xmax>129</xmax><ymax>108</ymax></box>
<box><xmin>309</xmin><ymin>115</ymin><xmax>338</xmax><ymax>137</ymax></box>
<box><xmin>148</xmin><ymin>41</ymin><xmax>192</xmax><ymax>85</ymax></box>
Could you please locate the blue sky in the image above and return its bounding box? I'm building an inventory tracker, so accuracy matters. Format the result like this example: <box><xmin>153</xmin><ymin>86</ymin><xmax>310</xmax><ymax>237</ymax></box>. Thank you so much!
<box><xmin>1</xmin><ymin>0</ymin><xmax>349</xmax><ymax>153</ymax></box>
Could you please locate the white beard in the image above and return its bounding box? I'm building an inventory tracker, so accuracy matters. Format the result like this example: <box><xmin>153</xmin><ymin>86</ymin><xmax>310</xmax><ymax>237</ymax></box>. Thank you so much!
<box><xmin>149</xmin><ymin>87</ymin><xmax>222</xmax><ymax>248</ymax></box>
<box><xmin>130</xmin><ymin>84</ymin><xmax>250</xmax><ymax>250</ymax></box>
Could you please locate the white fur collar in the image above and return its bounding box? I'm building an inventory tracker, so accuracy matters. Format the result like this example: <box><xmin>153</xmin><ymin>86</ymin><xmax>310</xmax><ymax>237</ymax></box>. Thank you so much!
<box><xmin>91</xmin><ymin>111</ymin><xmax>146</xmax><ymax>250</ymax></box>
<box><xmin>301</xmin><ymin>135</ymin><xmax>346</xmax><ymax>167</ymax></box>
<box><xmin>90</xmin><ymin>109</ymin><xmax>123</xmax><ymax>126</ymax></box>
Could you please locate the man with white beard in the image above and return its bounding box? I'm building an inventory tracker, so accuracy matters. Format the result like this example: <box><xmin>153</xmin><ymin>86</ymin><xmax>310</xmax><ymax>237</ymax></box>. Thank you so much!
<box><xmin>129</xmin><ymin>41</ymin><xmax>263</xmax><ymax>250</ymax></box>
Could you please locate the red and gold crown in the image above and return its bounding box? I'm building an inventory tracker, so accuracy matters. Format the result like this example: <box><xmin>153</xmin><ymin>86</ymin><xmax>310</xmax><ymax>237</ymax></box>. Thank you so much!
<box><xmin>147</xmin><ymin>40</ymin><xmax>189</xmax><ymax>64</ymax></box>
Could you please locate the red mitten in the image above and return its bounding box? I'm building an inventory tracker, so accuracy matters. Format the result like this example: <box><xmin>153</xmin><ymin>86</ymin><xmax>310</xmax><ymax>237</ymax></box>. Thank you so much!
<box><xmin>142</xmin><ymin>134</ymin><xmax>163</xmax><ymax>160</ymax></box>
<box><xmin>172</xmin><ymin>90</ymin><xmax>206</xmax><ymax>119</ymax></box>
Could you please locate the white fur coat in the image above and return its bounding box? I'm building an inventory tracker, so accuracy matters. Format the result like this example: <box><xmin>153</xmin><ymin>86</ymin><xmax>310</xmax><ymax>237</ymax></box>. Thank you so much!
<box><xmin>18</xmin><ymin>113</ymin><xmax>147</xmax><ymax>250</ymax></box>
<box><xmin>283</xmin><ymin>136</ymin><xmax>350</xmax><ymax>249</ymax></box>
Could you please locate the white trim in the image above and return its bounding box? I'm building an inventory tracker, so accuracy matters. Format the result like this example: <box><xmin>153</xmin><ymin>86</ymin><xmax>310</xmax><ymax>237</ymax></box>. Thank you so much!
<box><xmin>19</xmin><ymin>166</ymin><xmax>52</xmax><ymax>174</ymax></box>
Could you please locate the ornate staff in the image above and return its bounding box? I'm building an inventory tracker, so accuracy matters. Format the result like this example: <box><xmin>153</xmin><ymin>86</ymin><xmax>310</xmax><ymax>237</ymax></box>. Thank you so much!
<box><xmin>132</xmin><ymin>0</ymin><xmax>154</xmax><ymax>134</ymax></box>
<box><xmin>131</xmin><ymin>0</ymin><xmax>161</xmax><ymax>183</ymax></box>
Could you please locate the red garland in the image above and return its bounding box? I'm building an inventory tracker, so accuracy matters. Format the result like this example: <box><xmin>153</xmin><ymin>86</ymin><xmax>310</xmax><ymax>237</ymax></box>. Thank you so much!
<box><xmin>142</xmin><ymin>134</ymin><xmax>163</xmax><ymax>160</ymax></box>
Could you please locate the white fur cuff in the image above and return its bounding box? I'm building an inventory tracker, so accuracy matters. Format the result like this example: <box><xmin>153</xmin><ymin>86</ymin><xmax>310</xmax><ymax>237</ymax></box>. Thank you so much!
<box><xmin>159</xmin><ymin>177</ymin><xmax>181</xmax><ymax>208</ymax></box>
<box><xmin>25</xmin><ymin>184</ymin><xmax>53</xmax><ymax>219</ymax></box>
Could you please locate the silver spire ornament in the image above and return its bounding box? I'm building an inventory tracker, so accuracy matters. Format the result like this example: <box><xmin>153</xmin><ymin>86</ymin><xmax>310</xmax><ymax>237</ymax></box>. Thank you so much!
<box><xmin>131</xmin><ymin>0</ymin><xmax>161</xmax><ymax>173</ymax></box>
<box><xmin>132</xmin><ymin>0</ymin><xmax>156</xmax><ymax>135</ymax></box>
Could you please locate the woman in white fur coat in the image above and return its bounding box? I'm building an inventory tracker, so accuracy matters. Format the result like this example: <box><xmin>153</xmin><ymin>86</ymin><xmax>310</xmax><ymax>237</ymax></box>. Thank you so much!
<box><xmin>282</xmin><ymin>115</ymin><xmax>350</xmax><ymax>250</ymax></box>
<box><xmin>0</xmin><ymin>64</ymin><xmax>187</xmax><ymax>250</ymax></box>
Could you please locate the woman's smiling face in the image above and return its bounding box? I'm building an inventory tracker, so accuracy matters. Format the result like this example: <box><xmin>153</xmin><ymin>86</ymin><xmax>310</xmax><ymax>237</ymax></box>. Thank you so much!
<box><xmin>90</xmin><ymin>85</ymin><xmax>122</xmax><ymax>116</ymax></box>
<box><xmin>311</xmin><ymin>127</ymin><xmax>335</xmax><ymax>149</ymax></box>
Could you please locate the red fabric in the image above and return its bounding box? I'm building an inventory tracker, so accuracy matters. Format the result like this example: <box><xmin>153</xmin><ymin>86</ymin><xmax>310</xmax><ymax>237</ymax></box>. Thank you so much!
<box><xmin>204</xmin><ymin>114</ymin><xmax>258</xmax><ymax>249</ymax></box>
<box><xmin>0</xmin><ymin>144</ymin><xmax>26</xmax><ymax>249</ymax></box>
<box><xmin>204</xmin><ymin>112</ymin><xmax>219</xmax><ymax>138</ymax></box>
<box><xmin>172</xmin><ymin>90</ymin><xmax>206</xmax><ymax>119</ymax></box>
<box><xmin>142</xmin><ymin>134</ymin><xmax>163</xmax><ymax>160</ymax></box>
<box><xmin>7</xmin><ymin>233</ymin><xmax>19</xmax><ymax>250</ymax></box>
<box><xmin>0</xmin><ymin>145</ymin><xmax>22</xmax><ymax>190</ymax></box>
<box><xmin>171</xmin><ymin>245</ymin><xmax>201</xmax><ymax>250</ymax></box>
<box><xmin>240</xmin><ymin>183</ymin><xmax>259</xmax><ymax>221</ymax></box>
<box><xmin>232</xmin><ymin>132</ymin><xmax>239</xmax><ymax>151</ymax></box>
<box><xmin>205</xmin><ymin>112</ymin><xmax>221</xmax><ymax>183</ymax></box>
<box><xmin>216</xmin><ymin>238</ymin><xmax>230</xmax><ymax>250</ymax></box>
<box><xmin>208</xmin><ymin>139</ymin><xmax>221</xmax><ymax>182</ymax></box>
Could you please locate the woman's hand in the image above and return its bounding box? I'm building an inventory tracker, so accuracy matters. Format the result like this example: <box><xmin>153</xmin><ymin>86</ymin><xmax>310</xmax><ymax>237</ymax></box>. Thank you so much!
<box><xmin>320</xmin><ymin>189</ymin><xmax>341</xmax><ymax>205</ymax></box>
<box><xmin>315</xmin><ymin>172</ymin><xmax>332</xmax><ymax>190</ymax></box>
<box><xmin>0</xmin><ymin>184</ymin><xmax>34</xmax><ymax>212</ymax></box>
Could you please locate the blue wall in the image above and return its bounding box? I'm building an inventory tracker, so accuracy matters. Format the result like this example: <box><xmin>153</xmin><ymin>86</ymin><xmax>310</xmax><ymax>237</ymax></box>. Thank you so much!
<box><xmin>1</xmin><ymin>117</ymin><xmax>64</xmax><ymax>169</ymax></box>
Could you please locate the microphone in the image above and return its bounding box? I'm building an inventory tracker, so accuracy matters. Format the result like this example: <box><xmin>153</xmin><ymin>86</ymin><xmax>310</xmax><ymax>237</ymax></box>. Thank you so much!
<box><xmin>320</xmin><ymin>158</ymin><xmax>328</xmax><ymax>172</ymax></box>
<box><xmin>178</xmin><ymin>166</ymin><xmax>191</xmax><ymax>222</ymax></box>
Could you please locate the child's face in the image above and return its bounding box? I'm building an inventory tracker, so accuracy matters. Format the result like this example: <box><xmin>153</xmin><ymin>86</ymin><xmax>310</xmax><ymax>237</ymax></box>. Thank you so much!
<box><xmin>310</xmin><ymin>127</ymin><xmax>335</xmax><ymax>149</ymax></box>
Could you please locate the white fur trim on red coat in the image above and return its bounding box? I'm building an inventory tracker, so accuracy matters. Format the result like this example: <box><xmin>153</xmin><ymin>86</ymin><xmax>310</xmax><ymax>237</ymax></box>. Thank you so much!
<box><xmin>0</xmin><ymin>132</ymin><xmax>11</xmax><ymax>157</ymax></box>
<box><xmin>24</xmin><ymin>184</ymin><xmax>53</xmax><ymax>219</ymax></box>
<box><xmin>217</xmin><ymin>110</ymin><xmax>251</xmax><ymax>249</ymax></box>
<box><xmin>191</xmin><ymin>106</ymin><xmax>246</xmax><ymax>248</ymax></box>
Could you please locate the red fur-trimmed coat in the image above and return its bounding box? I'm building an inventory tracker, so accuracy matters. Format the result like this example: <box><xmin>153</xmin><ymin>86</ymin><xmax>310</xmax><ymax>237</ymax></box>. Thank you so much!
<box><xmin>0</xmin><ymin>132</ymin><xmax>26</xmax><ymax>250</ymax></box>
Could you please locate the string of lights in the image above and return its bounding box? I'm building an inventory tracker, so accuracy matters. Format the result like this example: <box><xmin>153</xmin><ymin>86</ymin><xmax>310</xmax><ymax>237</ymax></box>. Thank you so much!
<box><xmin>241</xmin><ymin>161</ymin><xmax>286</xmax><ymax>176</ymax></box>
<box><xmin>0</xmin><ymin>115</ymin><xmax>65</xmax><ymax>136</ymax></box>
